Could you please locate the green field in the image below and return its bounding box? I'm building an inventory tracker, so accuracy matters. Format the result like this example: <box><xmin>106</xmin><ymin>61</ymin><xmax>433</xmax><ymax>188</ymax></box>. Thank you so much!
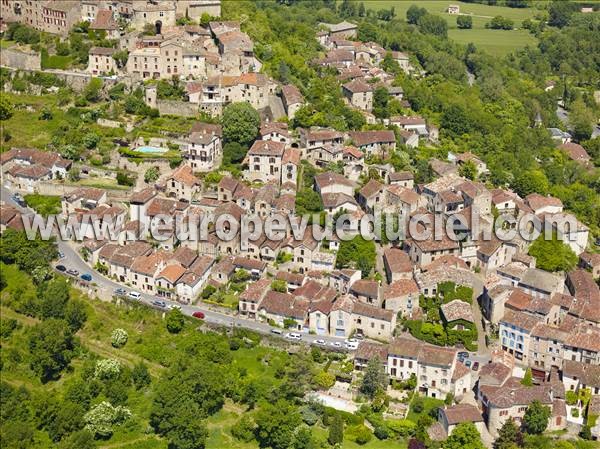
<box><xmin>365</xmin><ymin>1</ymin><xmax>543</xmax><ymax>56</ymax></box>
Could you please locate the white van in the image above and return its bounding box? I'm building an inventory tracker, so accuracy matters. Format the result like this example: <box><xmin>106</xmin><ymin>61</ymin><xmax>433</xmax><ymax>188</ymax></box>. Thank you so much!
<box><xmin>127</xmin><ymin>291</ymin><xmax>141</xmax><ymax>300</ymax></box>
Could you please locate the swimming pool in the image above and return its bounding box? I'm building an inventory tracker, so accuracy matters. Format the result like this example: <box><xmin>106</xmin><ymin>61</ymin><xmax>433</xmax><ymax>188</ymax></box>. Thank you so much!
<box><xmin>135</xmin><ymin>146</ymin><xmax>169</xmax><ymax>154</ymax></box>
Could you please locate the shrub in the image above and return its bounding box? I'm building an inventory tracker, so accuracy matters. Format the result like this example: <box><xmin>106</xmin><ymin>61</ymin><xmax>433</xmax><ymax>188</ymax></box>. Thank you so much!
<box><xmin>231</xmin><ymin>415</ymin><xmax>255</xmax><ymax>442</ymax></box>
<box><xmin>571</xmin><ymin>408</ymin><xmax>579</xmax><ymax>418</ymax></box>
<box><xmin>349</xmin><ymin>424</ymin><xmax>373</xmax><ymax>445</ymax></box>
<box><xmin>84</xmin><ymin>401</ymin><xmax>131</xmax><ymax>438</ymax></box>
<box><xmin>94</xmin><ymin>359</ymin><xmax>121</xmax><ymax>379</ymax></box>
<box><xmin>110</xmin><ymin>328</ymin><xmax>128</xmax><ymax>348</ymax></box>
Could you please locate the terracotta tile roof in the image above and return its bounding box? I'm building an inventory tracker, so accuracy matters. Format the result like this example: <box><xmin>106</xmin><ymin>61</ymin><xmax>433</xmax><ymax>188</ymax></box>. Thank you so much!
<box><xmin>349</xmin><ymin>130</ymin><xmax>395</xmax><ymax>147</ymax></box>
<box><xmin>190</xmin><ymin>122</ymin><xmax>222</xmax><ymax>136</ymax></box>
<box><xmin>129</xmin><ymin>188</ymin><xmax>157</xmax><ymax>204</ymax></box>
<box><xmin>580</xmin><ymin>252</ymin><xmax>600</xmax><ymax>268</ymax></box>
<box><xmin>130</xmin><ymin>252</ymin><xmax>167</xmax><ymax>276</ymax></box>
<box><xmin>171</xmin><ymin>246</ymin><xmax>198</xmax><ymax>268</ymax></box>
<box><xmin>274</xmin><ymin>193</ymin><xmax>296</xmax><ymax>212</ymax></box>
<box><xmin>386</xmin><ymin>185</ymin><xmax>420</xmax><ymax>205</ymax></box>
<box><xmin>157</xmin><ymin>263</ymin><xmax>186</xmax><ymax>283</ymax></box>
<box><xmin>91</xmin><ymin>10</ymin><xmax>119</xmax><ymax>30</ymax></box>
<box><xmin>389</xmin><ymin>171</ymin><xmax>414</xmax><ymax>182</ymax></box>
<box><xmin>218</xmin><ymin>176</ymin><xmax>239</xmax><ymax>192</ymax></box>
<box><xmin>359</xmin><ymin>179</ymin><xmax>385</xmax><ymax>199</ymax></box>
<box><xmin>440</xmin><ymin>300</ymin><xmax>474</xmax><ymax>323</ymax></box>
<box><xmin>260</xmin><ymin>121</ymin><xmax>289</xmax><ymax>137</ymax></box>
<box><xmin>419</xmin><ymin>345</ymin><xmax>456</xmax><ymax>367</ymax></box>
<box><xmin>383</xmin><ymin>279</ymin><xmax>419</xmax><ymax>300</ymax></box>
<box><xmin>169</xmin><ymin>165</ymin><xmax>199</xmax><ymax>186</ymax></box>
<box><xmin>350</xmin><ymin>279</ymin><xmax>379</xmax><ymax>298</ymax></box>
<box><xmin>559</xmin><ymin>142</ymin><xmax>590</xmax><ymax>162</ymax></box>
<box><xmin>343</xmin><ymin>78</ymin><xmax>373</xmax><ymax>93</ymax></box>
<box><xmin>282</xmin><ymin>148</ymin><xmax>300</xmax><ymax>165</ymax></box>
<box><xmin>302</xmin><ymin>128</ymin><xmax>344</xmax><ymax>142</ymax></box>
<box><xmin>355</xmin><ymin>341</ymin><xmax>388</xmax><ymax>361</ymax></box>
<box><xmin>248</xmin><ymin>140</ymin><xmax>286</xmax><ymax>157</ymax></box>
<box><xmin>275</xmin><ymin>271</ymin><xmax>305</xmax><ymax>285</ymax></box>
<box><xmin>7</xmin><ymin>164</ymin><xmax>50</xmax><ymax>179</ymax></box>
<box><xmin>315</xmin><ymin>171</ymin><xmax>355</xmax><ymax>189</ymax></box>
<box><xmin>65</xmin><ymin>187</ymin><xmax>106</xmax><ymax>203</ymax></box>
<box><xmin>260</xmin><ymin>291</ymin><xmax>308</xmax><ymax>319</ymax></box>
<box><xmin>281</xmin><ymin>84</ymin><xmax>303</xmax><ymax>105</ymax></box>
<box><xmin>89</xmin><ymin>46</ymin><xmax>116</xmax><ymax>56</ymax></box>
<box><xmin>441</xmin><ymin>404</ymin><xmax>483</xmax><ymax>425</ymax></box>
<box><xmin>322</xmin><ymin>192</ymin><xmax>357</xmax><ymax>209</ymax></box>
<box><xmin>502</xmin><ymin>308</ymin><xmax>541</xmax><ymax>331</ymax></box>
<box><xmin>239</xmin><ymin>279</ymin><xmax>271</xmax><ymax>303</ymax></box>
<box><xmin>486</xmin><ymin>384</ymin><xmax>553</xmax><ymax>408</ymax></box>
<box><xmin>479</xmin><ymin>362</ymin><xmax>511</xmax><ymax>386</ymax></box>
<box><xmin>525</xmin><ymin>193</ymin><xmax>563</xmax><ymax>212</ymax></box>
<box><xmin>352</xmin><ymin>301</ymin><xmax>394</xmax><ymax>322</ymax></box>
<box><xmin>391</xmin><ymin>115</ymin><xmax>426</xmax><ymax>126</ymax></box>
<box><xmin>567</xmin><ymin>269</ymin><xmax>600</xmax><ymax>302</ymax></box>
<box><xmin>565</xmin><ymin>329</ymin><xmax>600</xmax><ymax>352</ymax></box>
<box><xmin>383</xmin><ymin>248</ymin><xmax>412</xmax><ymax>274</ymax></box>
<box><xmin>342</xmin><ymin>145</ymin><xmax>363</xmax><ymax>159</ymax></box>
<box><xmin>423</xmin><ymin>255</ymin><xmax>467</xmax><ymax>272</ymax></box>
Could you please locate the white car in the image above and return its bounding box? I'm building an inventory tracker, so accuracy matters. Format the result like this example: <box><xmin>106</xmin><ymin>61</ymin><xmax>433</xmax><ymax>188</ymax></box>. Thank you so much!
<box><xmin>285</xmin><ymin>332</ymin><xmax>302</xmax><ymax>341</ymax></box>
<box><xmin>344</xmin><ymin>338</ymin><xmax>358</xmax><ymax>345</ymax></box>
<box><xmin>127</xmin><ymin>291</ymin><xmax>141</xmax><ymax>300</ymax></box>
<box><xmin>345</xmin><ymin>341</ymin><xmax>359</xmax><ymax>350</ymax></box>
<box><xmin>314</xmin><ymin>339</ymin><xmax>326</xmax><ymax>346</ymax></box>
<box><xmin>167</xmin><ymin>303</ymin><xmax>181</xmax><ymax>311</ymax></box>
<box><xmin>330</xmin><ymin>341</ymin><xmax>342</xmax><ymax>348</ymax></box>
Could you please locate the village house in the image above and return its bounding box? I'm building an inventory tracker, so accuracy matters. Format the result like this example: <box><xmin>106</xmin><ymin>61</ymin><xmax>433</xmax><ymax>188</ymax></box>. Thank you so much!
<box><xmin>130</xmin><ymin>1</ymin><xmax>176</xmax><ymax>31</ymax></box>
<box><xmin>299</xmin><ymin>128</ymin><xmax>344</xmax><ymax>149</ymax></box>
<box><xmin>348</xmin><ymin>130</ymin><xmax>396</xmax><ymax>157</ymax></box>
<box><xmin>185</xmin><ymin>122</ymin><xmax>223</xmax><ymax>172</ymax></box>
<box><xmin>89</xmin><ymin>9</ymin><xmax>120</xmax><ymax>39</ymax></box>
<box><xmin>579</xmin><ymin>252</ymin><xmax>600</xmax><ymax>279</ymax></box>
<box><xmin>342</xmin><ymin>79</ymin><xmax>373</xmax><ymax>111</ymax></box>
<box><xmin>260</xmin><ymin>122</ymin><xmax>291</xmax><ymax>145</ymax></box>
<box><xmin>245</xmin><ymin>140</ymin><xmax>286</xmax><ymax>183</ymax></box>
<box><xmin>87</xmin><ymin>46</ymin><xmax>117</xmax><ymax>75</ymax></box>
<box><xmin>238</xmin><ymin>278</ymin><xmax>271</xmax><ymax>319</ymax></box>
<box><xmin>61</xmin><ymin>187</ymin><xmax>108</xmax><ymax>215</ymax></box>
<box><xmin>1</xmin><ymin>148</ymin><xmax>71</xmax><ymax>192</ymax></box>
<box><xmin>314</xmin><ymin>171</ymin><xmax>355</xmax><ymax>196</ymax></box>
<box><xmin>281</xmin><ymin>147</ymin><xmax>300</xmax><ymax>185</ymax></box>
<box><xmin>357</xmin><ymin>179</ymin><xmax>385</xmax><ymax>213</ymax></box>
<box><xmin>390</xmin><ymin>115</ymin><xmax>428</xmax><ymax>136</ymax></box>
<box><xmin>559</xmin><ymin>142</ymin><xmax>591</xmax><ymax>165</ymax></box>
<box><xmin>280</xmin><ymin>84</ymin><xmax>304</xmax><ymax>120</ymax></box>
<box><xmin>383</xmin><ymin>279</ymin><xmax>419</xmax><ymax>317</ymax></box>
<box><xmin>438</xmin><ymin>404</ymin><xmax>485</xmax><ymax>438</ymax></box>
<box><xmin>176</xmin><ymin>0</ymin><xmax>221</xmax><ymax>20</ymax></box>
<box><xmin>164</xmin><ymin>165</ymin><xmax>201</xmax><ymax>202</ymax></box>
<box><xmin>318</xmin><ymin>20</ymin><xmax>358</xmax><ymax>39</ymax></box>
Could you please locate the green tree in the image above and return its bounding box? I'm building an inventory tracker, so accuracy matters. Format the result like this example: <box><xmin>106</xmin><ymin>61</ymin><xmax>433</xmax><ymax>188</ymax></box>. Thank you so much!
<box><xmin>83</xmin><ymin>78</ymin><xmax>103</xmax><ymax>102</ymax></box>
<box><xmin>132</xmin><ymin>362</ymin><xmax>151</xmax><ymax>390</ymax></box>
<box><xmin>231</xmin><ymin>414</ymin><xmax>255</xmax><ymax>442</ymax></box>
<box><xmin>458</xmin><ymin>160</ymin><xmax>477</xmax><ymax>180</ymax></box>
<box><xmin>494</xmin><ymin>418</ymin><xmax>523</xmax><ymax>449</ymax></box>
<box><xmin>522</xmin><ymin>400</ymin><xmax>551</xmax><ymax>434</ymax></box>
<box><xmin>28</xmin><ymin>319</ymin><xmax>76</xmax><ymax>382</ymax></box>
<box><xmin>445</xmin><ymin>422</ymin><xmax>485</xmax><ymax>449</ymax></box>
<box><xmin>39</xmin><ymin>277</ymin><xmax>70</xmax><ymax>320</ymax></box>
<box><xmin>112</xmin><ymin>49</ymin><xmax>128</xmax><ymax>68</ymax></box>
<box><xmin>64</xmin><ymin>299</ymin><xmax>88</xmax><ymax>333</ymax></box>
<box><xmin>457</xmin><ymin>15</ymin><xmax>473</xmax><ymax>29</ymax></box>
<box><xmin>418</xmin><ymin>14</ymin><xmax>448</xmax><ymax>38</ymax></box>
<box><xmin>166</xmin><ymin>308</ymin><xmax>185</xmax><ymax>334</ymax></box>
<box><xmin>569</xmin><ymin>99</ymin><xmax>594</xmax><ymax>142</ymax></box>
<box><xmin>513</xmin><ymin>170</ymin><xmax>549</xmax><ymax>197</ymax></box>
<box><xmin>373</xmin><ymin>86</ymin><xmax>390</xmax><ymax>119</ymax></box>
<box><xmin>406</xmin><ymin>5</ymin><xmax>427</xmax><ymax>24</ymax></box>
<box><xmin>328</xmin><ymin>413</ymin><xmax>344</xmax><ymax>446</ymax></box>
<box><xmin>144</xmin><ymin>167</ymin><xmax>160</xmax><ymax>184</ymax></box>
<box><xmin>223</xmin><ymin>141</ymin><xmax>247</xmax><ymax>165</ymax></box>
<box><xmin>59</xmin><ymin>429</ymin><xmax>96</xmax><ymax>449</ymax></box>
<box><xmin>521</xmin><ymin>368</ymin><xmax>533</xmax><ymax>386</ymax></box>
<box><xmin>528</xmin><ymin>232</ymin><xmax>577</xmax><ymax>272</ymax></box>
<box><xmin>222</xmin><ymin>102</ymin><xmax>260</xmax><ymax>147</ymax></box>
<box><xmin>271</xmin><ymin>280</ymin><xmax>288</xmax><ymax>293</ymax></box>
<box><xmin>360</xmin><ymin>357</ymin><xmax>387</xmax><ymax>399</ymax></box>
<box><xmin>336</xmin><ymin>235</ymin><xmax>376</xmax><ymax>277</ymax></box>
<box><xmin>548</xmin><ymin>0</ymin><xmax>574</xmax><ymax>28</ymax></box>
<box><xmin>0</xmin><ymin>95</ymin><xmax>14</xmax><ymax>120</ymax></box>
<box><xmin>254</xmin><ymin>400</ymin><xmax>302</xmax><ymax>449</ymax></box>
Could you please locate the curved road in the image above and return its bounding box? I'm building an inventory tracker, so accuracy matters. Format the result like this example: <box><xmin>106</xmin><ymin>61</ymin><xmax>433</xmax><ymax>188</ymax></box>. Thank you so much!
<box><xmin>2</xmin><ymin>185</ymin><xmax>350</xmax><ymax>347</ymax></box>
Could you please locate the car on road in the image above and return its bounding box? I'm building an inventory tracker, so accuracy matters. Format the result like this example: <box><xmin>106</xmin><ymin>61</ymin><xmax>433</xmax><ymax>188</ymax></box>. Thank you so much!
<box><xmin>270</xmin><ymin>327</ymin><xmax>282</xmax><ymax>335</ymax></box>
<box><xmin>458</xmin><ymin>351</ymin><xmax>469</xmax><ymax>359</ymax></box>
<box><xmin>56</xmin><ymin>265</ymin><xmax>66</xmax><ymax>272</ymax></box>
<box><xmin>80</xmin><ymin>273</ymin><xmax>92</xmax><ymax>282</ymax></box>
<box><xmin>166</xmin><ymin>303</ymin><xmax>181</xmax><ymax>310</ymax></box>
<box><xmin>12</xmin><ymin>193</ymin><xmax>25</xmax><ymax>206</ymax></box>
<box><xmin>66</xmin><ymin>269</ymin><xmax>79</xmax><ymax>276</ymax></box>
<box><xmin>314</xmin><ymin>339</ymin><xmax>326</xmax><ymax>346</ymax></box>
<box><xmin>152</xmin><ymin>300</ymin><xmax>166</xmax><ymax>308</ymax></box>
<box><xmin>113</xmin><ymin>288</ymin><xmax>127</xmax><ymax>296</ymax></box>
<box><xmin>330</xmin><ymin>341</ymin><xmax>342</xmax><ymax>348</ymax></box>
<box><xmin>472</xmin><ymin>361</ymin><xmax>480</xmax><ymax>371</ymax></box>
<box><xmin>464</xmin><ymin>359</ymin><xmax>472</xmax><ymax>368</ymax></box>
<box><xmin>345</xmin><ymin>341</ymin><xmax>359</xmax><ymax>350</ymax></box>
<box><xmin>127</xmin><ymin>291</ymin><xmax>141</xmax><ymax>300</ymax></box>
<box><xmin>58</xmin><ymin>252</ymin><xmax>65</xmax><ymax>259</ymax></box>
<box><xmin>285</xmin><ymin>332</ymin><xmax>302</xmax><ymax>341</ymax></box>
<box><xmin>192</xmin><ymin>311</ymin><xmax>205</xmax><ymax>319</ymax></box>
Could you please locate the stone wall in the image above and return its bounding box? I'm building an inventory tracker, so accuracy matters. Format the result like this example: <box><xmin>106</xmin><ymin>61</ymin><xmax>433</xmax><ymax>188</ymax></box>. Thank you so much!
<box><xmin>0</xmin><ymin>48</ymin><xmax>41</xmax><ymax>71</ymax></box>
<box><xmin>157</xmin><ymin>100</ymin><xmax>198</xmax><ymax>117</ymax></box>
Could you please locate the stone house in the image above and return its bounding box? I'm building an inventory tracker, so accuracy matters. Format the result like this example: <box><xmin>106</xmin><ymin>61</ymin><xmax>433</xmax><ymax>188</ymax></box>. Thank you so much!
<box><xmin>438</xmin><ymin>404</ymin><xmax>485</xmax><ymax>437</ymax></box>
<box><xmin>164</xmin><ymin>165</ymin><xmax>201</xmax><ymax>202</ymax></box>
<box><xmin>130</xmin><ymin>1</ymin><xmax>176</xmax><ymax>31</ymax></box>
<box><xmin>299</xmin><ymin>128</ymin><xmax>344</xmax><ymax>149</ymax></box>
<box><xmin>245</xmin><ymin>140</ymin><xmax>286</xmax><ymax>183</ymax></box>
<box><xmin>348</xmin><ymin>130</ymin><xmax>396</xmax><ymax>157</ymax></box>
<box><xmin>185</xmin><ymin>122</ymin><xmax>222</xmax><ymax>172</ymax></box>
<box><xmin>314</xmin><ymin>172</ymin><xmax>355</xmax><ymax>196</ymax></box>
<box><xmin>238</xmin><ymin>278</ymin><xmax>271</xmax><ymax>319</ymax></box>
<box><xmin>383</xmin><ymin>247</ymin><xmax>413</xmax><ymax>283</ymax></box>
<box><xmin>88</xmin><ymin>47</ymin><xmax>117</xmax><ymax>75</ymax></box>
<box><xmin>90</xmin><ymin>9</ymin><xmax>120</xmax><ymax>39</ymax></box>
<box><xmin>383</xmin><ymin>279</ymin><xmax>419</xmax><ymax>317</ymax></box>
<box><xmin>499</xmin><ymin>309</ymin><xmax>540</xmax><ymax>365</ymax></box>
<box><xmin>281</xmin><ymin>84</ymin><xmax>304</xmax><ymax>120</ymax></box>
<box><xmin>342</xmin><ymin>79</ymin><xmax>373</xmax><ymax>111</ymax></box>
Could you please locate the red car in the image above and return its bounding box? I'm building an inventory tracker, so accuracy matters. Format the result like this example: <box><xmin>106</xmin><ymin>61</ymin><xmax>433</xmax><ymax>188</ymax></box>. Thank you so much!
<box><xmin>192</xmin><ymin>311</ymin><xmax>205</xmax><ymax>319</ymax></box>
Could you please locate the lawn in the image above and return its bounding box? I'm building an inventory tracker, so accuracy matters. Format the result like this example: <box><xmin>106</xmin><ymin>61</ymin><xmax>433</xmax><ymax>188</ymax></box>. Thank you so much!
<box><xmin>364</xmin><ymin>0</ymin><xmax>543</xmax><ymax>56</ymax></box>
<box><xmin>24</xmin><ymin>194</ymin><xmax>61</xmax><ymax>216</ymax></box>
<box><xmin>406</xmin><ymin>396</ymin><xmax>445</xmax><ymax>422</ymax></box>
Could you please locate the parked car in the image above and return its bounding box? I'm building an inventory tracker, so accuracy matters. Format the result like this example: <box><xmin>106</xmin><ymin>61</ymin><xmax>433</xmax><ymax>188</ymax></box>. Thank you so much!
<box><xmin>152</xmin><ymin>300</ymin><xmax>166</xmax><ymax>308</ymax></box>
<box><xmin>345</xmin><ymin>341</ymin><xmax>359</xmax><ymax>350</ymax></box>
<box><xmin>458</xmin><ymin>351</ymin><xmax>469</xmax><ymax>359</ymax></box>
<box><xmin>270</xmin><ymin>327</ymin><xmax>282</xmax><ymax>335</ymax></box>
<box><xmin>80</xmin><ymin>273</ymin><xmax>92</xmax><ymax>282</ymax></box>
<box><xmin>192</xmin><ymin>311</ymin><xmax>205</xmax><ymax>319</ymax></box>
<box><xmin>330</xmin><ymin>341</ymin><xmax>342</xmax><ymax>348</ymax></box>
<box><xmin>167</xmin><ymin>303</ymin><xmax>181</xmax><ymax>311</ymax></box>
<box><xmin>127</xmin><ymin>291</ymin><xmax>141</xmax><ymax>300</ymax></box>
<box><xmin>285</xmin><ymin>332</ymin><xmax>302</xmax><ymax>341</ymax></box>
<box><xmin>56</xmin><ymin>265</ymin><xmax>66</xmax><ymax>272</ymax></box>
<box><xmin>12</xmin><ymin>193</ymin><xmax>25</xmax><ymax>206</ymax></box>
<box><xmin>66</xmin><ymin>269</ymin><xmax>79</xmax><ymax>276</ymax></box>
<box><xmin>314</xmin><ymin>339</ymin><xmax>326</xmax><ymax>346</ymax></box>
<box><xmin>472</xmin><ymin>361</ymin><xmax>480</xmax><ymax>371</ymax></box>
<box><xmin>58</xmin><ymin>251</ymin><xmax>65</xmax><ymax>259</ymax></box>
<box><xmin>464</xmin><ymin>359</ymin><xmax>472</xmax><ymax>368</ymax></box>
<box><xmin>113</xmin><ymin>288</ymin><xmax>126</xmax><ymax>296</ymax></box>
